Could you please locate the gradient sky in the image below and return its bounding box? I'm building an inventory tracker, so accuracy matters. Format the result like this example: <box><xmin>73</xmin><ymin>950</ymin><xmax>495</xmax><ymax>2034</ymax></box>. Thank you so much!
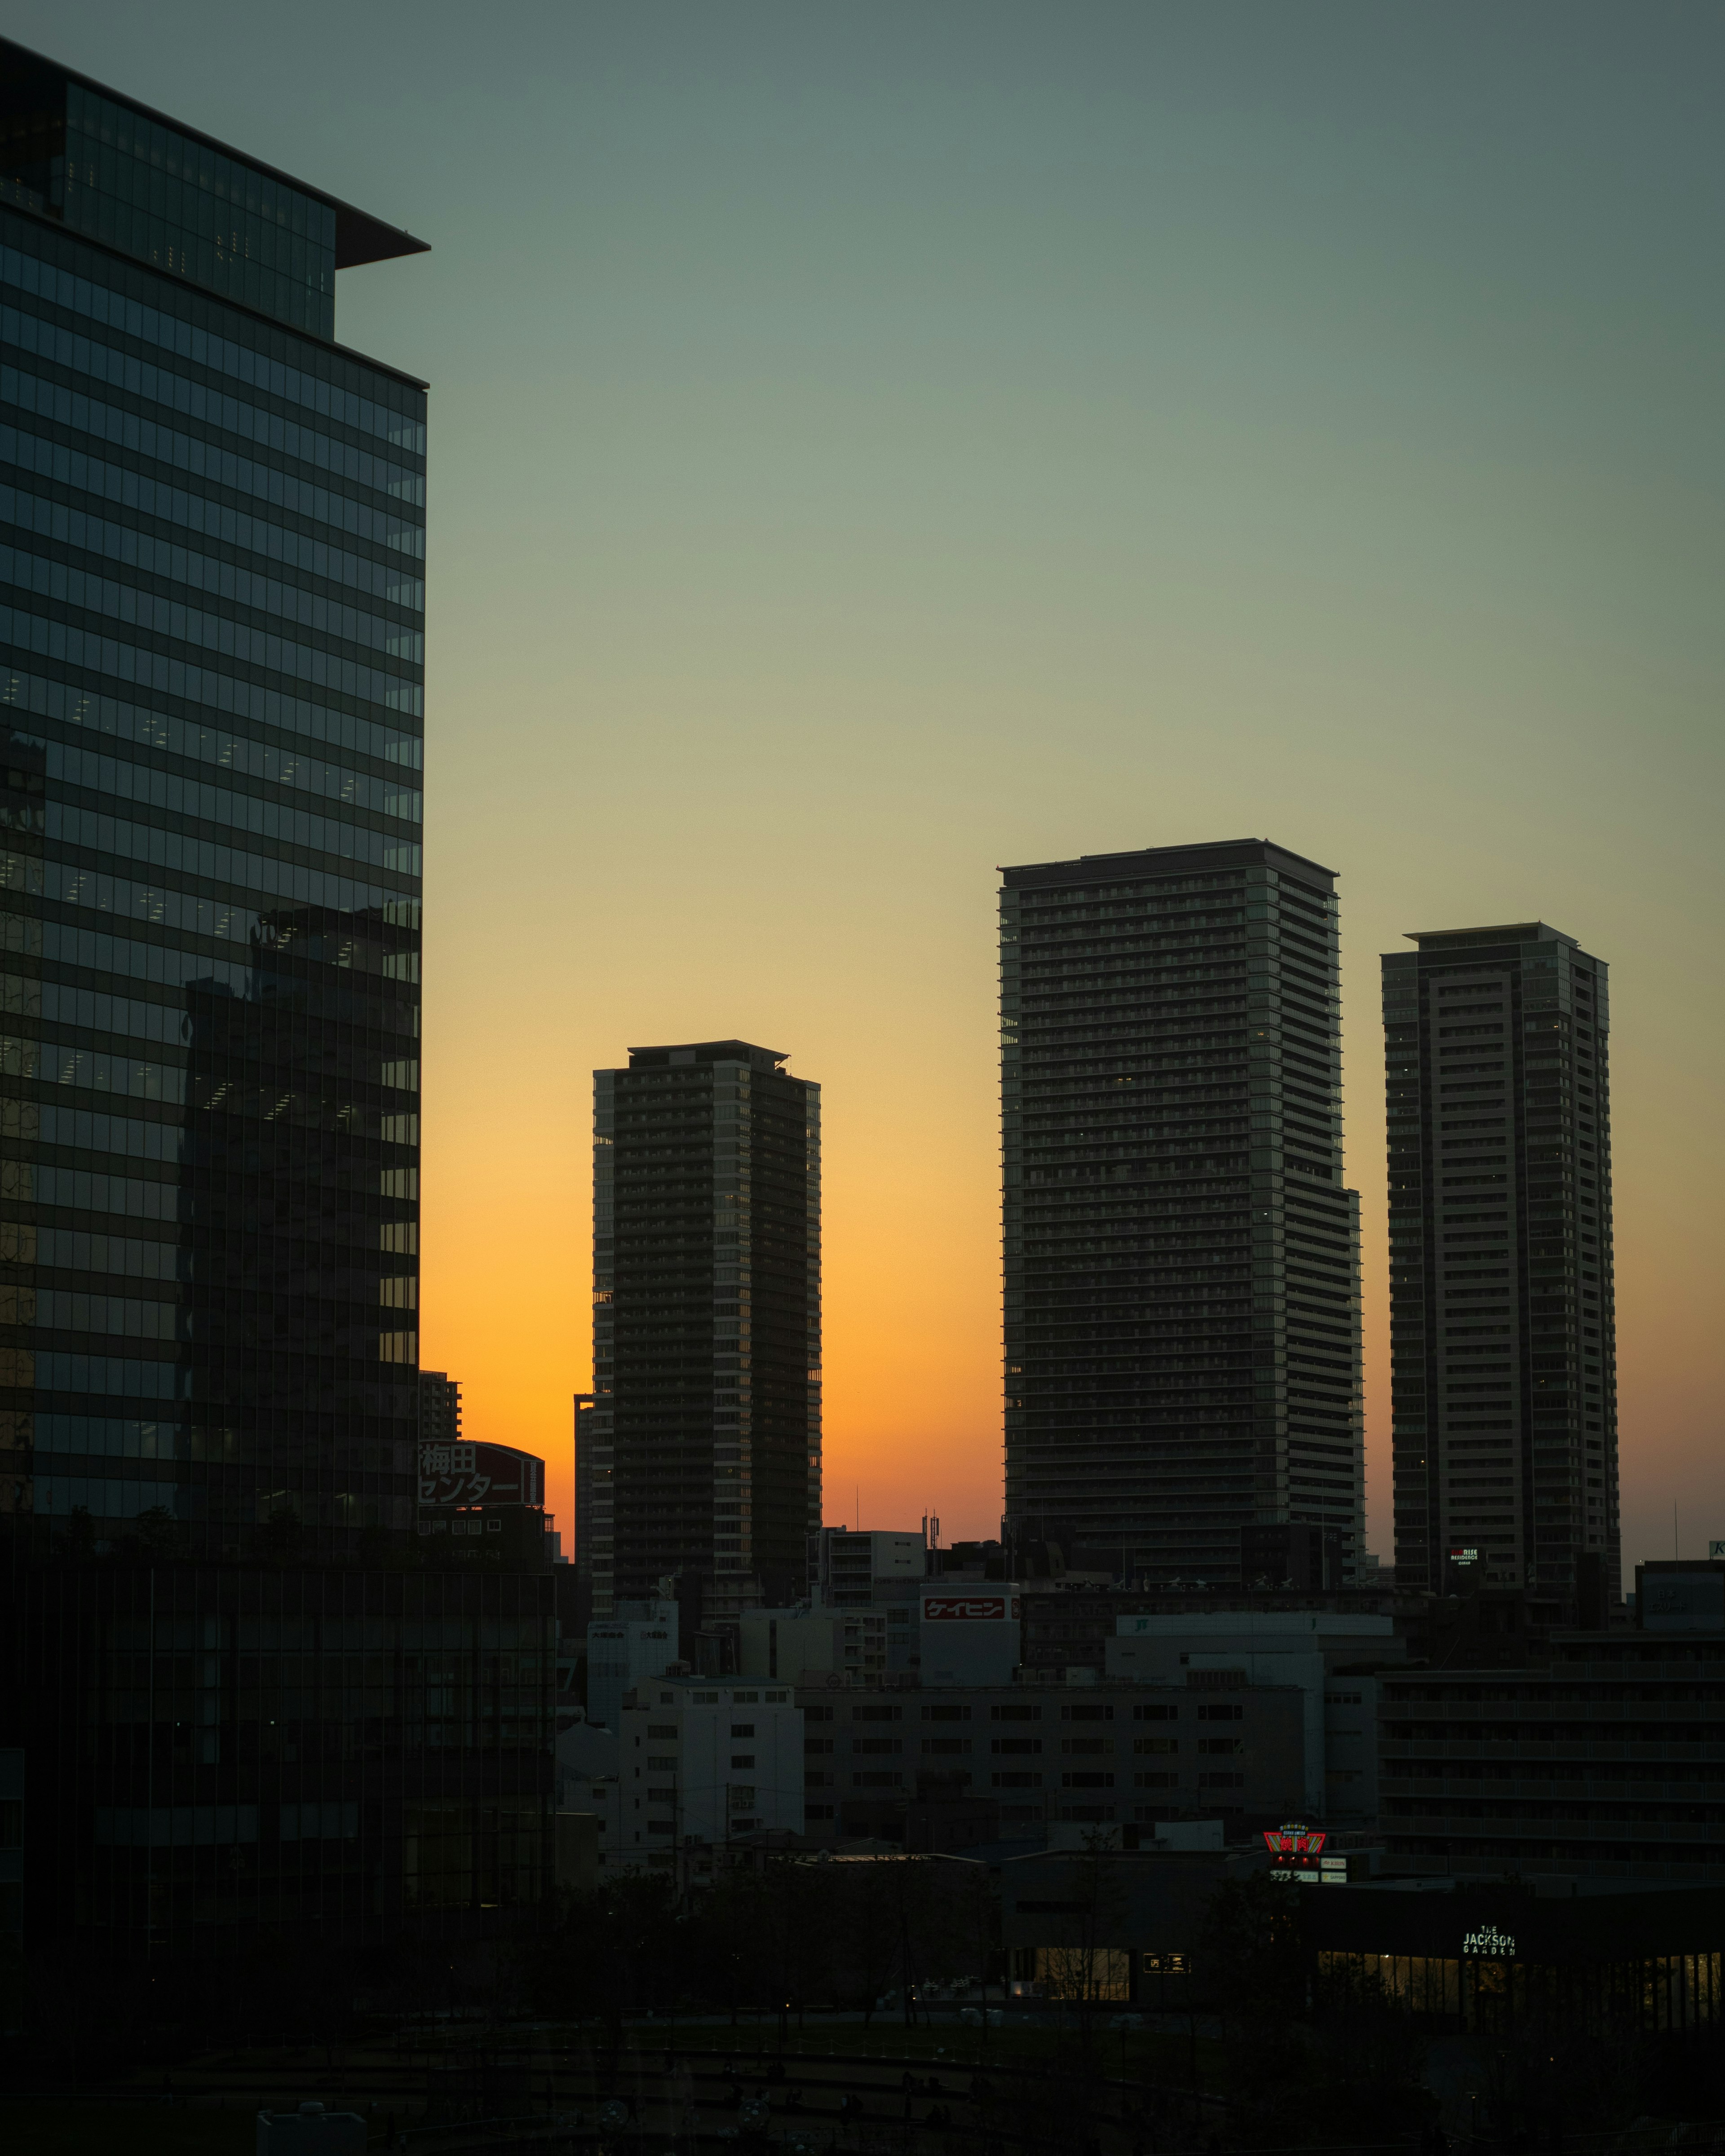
<box><xmin>27</xmin><ymin>1</ymin><xmax>1724</xmax><ymax>1574</ymax></box>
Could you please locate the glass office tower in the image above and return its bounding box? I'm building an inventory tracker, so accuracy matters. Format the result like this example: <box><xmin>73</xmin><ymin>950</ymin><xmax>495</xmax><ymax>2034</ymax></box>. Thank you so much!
<box><xmin>0</xmin><ymin>43</ymin><xmax>550</xmax><ymax>1967</ymax></box>
<box><xmin>1384</xmin><ymin>922</ymin><xmax>1619</xmax><ymax>1613</ymax></box>
<box><xmin>1000</xmin><ymin>840</ymin><xmax>1364</xmax><ymax>1587</ymax></box>
<box><xmin>588</xmin><ymin>1041</ymin><xmax>821</xmax><ymax>1628</ymax></box>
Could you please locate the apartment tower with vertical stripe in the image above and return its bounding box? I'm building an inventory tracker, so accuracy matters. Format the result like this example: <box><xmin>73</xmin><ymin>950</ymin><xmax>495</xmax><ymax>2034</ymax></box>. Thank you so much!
<box><xmin>1000</xmin><ymin>841</ymin><xmax>1364</xmax><ymax>1587</ymax></box>
<box><xmin>1384</xmin><ymin>923</ymin><xmax>1619</xmax><ymax>1613</ymax></box>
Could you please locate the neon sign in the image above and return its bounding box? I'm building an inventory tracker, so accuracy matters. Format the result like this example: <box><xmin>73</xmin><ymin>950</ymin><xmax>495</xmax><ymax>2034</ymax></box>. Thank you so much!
<box><xmin>1461</xmin><ymin>1924</ymin><xmax>1515</xmax><ymax>1958</ymax></box>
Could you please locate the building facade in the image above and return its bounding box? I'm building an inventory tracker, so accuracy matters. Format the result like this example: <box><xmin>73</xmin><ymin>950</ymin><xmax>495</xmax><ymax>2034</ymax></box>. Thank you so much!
<box><xmin>0</xmin><ymin>43</ymin><xmax>554</xmax><ymax>1965</ymax></box>
<box><xmin>0</xmin><ymin>37</ymin><xmax>427</xmax><ymax>1560</ymax></box>
<box><xmin>1383</xmin><ymin>922</ymin><xmax>1619</xmax><ymax>1608</ymax></box>
<box><xmin>797</xmin><ymin>1678</ymin><xmax>1308</xmax><ymax>1843</ymax></box>
<box><xmin>589</xmin><ymin>1041</ymin><xmax>820</xmax><ymax>1625</ymax></box>
<box><xmin>1378</xmin><ymin>1626</ymin><xmax>1725</xmax><ymax>1882</ymax></box>
<box><xmin>1000</xmin><ymin>840</ymin><xmax>1364</xmax><ymax>1588</ymax></box>
<box><xmin>600</xmin><ymin>1675</ymin><xmax>804</xmax><ymax>1869</ymax></box>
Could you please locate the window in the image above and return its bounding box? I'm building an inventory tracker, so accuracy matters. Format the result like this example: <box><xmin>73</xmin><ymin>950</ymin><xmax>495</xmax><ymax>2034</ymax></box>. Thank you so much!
<box><xmin>922</xmin><ymin>1705</ymin><xmax>971</xmax><ymax>1722</ymax></box>
<box><xmin>922</xmin><ymin>1739</ymin><xmax>971</xmax><ymax>1756</ymax></box>
<box><xmin>731</xmin><ymin>1691</ymin><xmax>759</xmax><ymax>1704</ymax></box>
<box><xmin>1133</xmin><ymin>1738</ymin><xmax>1177</xmax><ymax>1755</ymax></box>
<box><xmin>646</xmin><ymin>1725</ymin><xmax>678</xmax><ymax>1739</ymax></box>
<box><xmin>991</xmin><ymin>1705</ymin><xmax>1040</xmax><ymax>1721</ymax></box>
<box><xmin>1197</xmin><ymin>1704</ymin><xmax>1243</xmax><ymax>1722</ymax></box>
<box><xmin>730</xmin><ymin>1723</ymin><xmax>755</xmax><ymax>1738</ymax></box>
<box><xmin>805</xmin><ymin>1737</ymin><xmax>834</xmax><ymax>1755</ymax></box>
<box><xmin>1062</xmin><ymin>1772</ymin><xmax>1115</xmax><ymax>1789</ymax></box>
<box><xmin>1134</xmin><ymin>1704</ymin><xmax>1177</xmax><ymax>1722</ymax></box>
<box><xmin>1198</xmin><ymin>1738</ymin><xmax>1240</xmax><ymax>1756</ymax></box>
<box><xmin>992</xmin><ymin>1772</ymin><xmax>1042</xmax><ymax>1789</ymax></box>
<box><xmin>645</xmin><ymin>1756</ymin><xmax>677</xmax><ymax>1770</ymax></box>
<box><xmin>1198</xmin><ymin>1772</ymin><xmax>1243</xmax><ymax>1789</ymax></box>
<box><xmin>730</xmin><ymin>1754</ymin><xmax>755</xmax><ymax>1769</ymax></box>
<box><xmin>1062</xmin><ymin>1705</ymin><xmax>1114</xmax><ymax>1722</ymax></box>
<box><xmin>853</xmin><ymin>1704</ymin><xmax>901</xmax><ymax>1721</ymax></box>
<box><xmin>854</xmin><ymin>1738</ymin><xmax>902</xmax><ymax>1756</ymax></box>
<box><xmin>1134</xmin><ymin>1772</ymin><xmax>1179</xmax><ymax>1789</ymax></box>
<box><xmin>991</xmin><ymin>1738</ymin><xmax>1042</xmax><ymax>1756</ymax></box>
<box><xmin>1061</xmin><ymin>1738</ymin><xmax>1113</xmax><ymax>1757</ymax></box>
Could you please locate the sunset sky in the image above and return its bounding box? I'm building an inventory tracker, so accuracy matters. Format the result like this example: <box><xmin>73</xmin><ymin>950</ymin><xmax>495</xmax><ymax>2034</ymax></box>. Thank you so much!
<box><xmin>35</xmin><ymin>0</ymin><xmax>1725</xmax><ymax>1575</ymax></box>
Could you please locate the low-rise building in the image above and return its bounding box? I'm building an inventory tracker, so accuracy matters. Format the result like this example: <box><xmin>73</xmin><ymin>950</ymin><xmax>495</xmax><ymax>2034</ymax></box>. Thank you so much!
<box><xmin>797</xmin><ymin>1677</ymin><xmax>1307</xmax><ymax>1844</ymax></box>
<box><xmin>586</xmin><ymin>1595</ymin><xmax>679</xmax><ymax>1732</ymax></box>
<box><xmin>809</xmin><ymin>1526</ymin><xmax>926</xmax><ymax>1604</ymax></box>
<box><xmin>737</xmin><ymin>1604</ymin><xmax>893</xmax><ymax>1685</ymax></box>
<box><xmin>1105</xmin><ymin>1610</ymin><xmax>1402</xmax><ymax>1829</ymax></box>
<box><xmin>1379</xmin><ymin>1624</ymin><xmax>1725</xmax><ymax>1882</ymax></box>
<box><xmin>1020</xmin><ymin>1583</ymin><xmax>1398</xmax><ymax>1680</ymax></box>
<box><xmin>608</xmin><ymin>1676</ymin><xmax>804</xmax><ymax>1869</ymax></box>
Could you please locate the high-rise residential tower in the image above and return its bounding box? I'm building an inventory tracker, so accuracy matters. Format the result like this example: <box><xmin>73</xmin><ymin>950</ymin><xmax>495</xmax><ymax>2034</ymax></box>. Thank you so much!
<box><xmin>1384</xmin><ymin>923</ymin><xmax>1618</xmax><ymax>1611</ymax></box>
<box><xmin>1000</xmin><ymin>841</ymin><xmax>1364</xmax><ymax>1587</ymax></box>
<box><xmin>588</xmin><ymin>1041</ymin><xmax>820</xmax><ymax>1626</ymax></box>
<box><xmin>0</xmin><ymin>44</ymin><xmax>552</xmax><ymax>1967</ymax></box>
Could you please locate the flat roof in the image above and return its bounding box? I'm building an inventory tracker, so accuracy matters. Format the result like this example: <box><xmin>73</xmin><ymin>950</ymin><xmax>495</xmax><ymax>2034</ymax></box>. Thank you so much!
<box><xmin>0</xmin><ymin>36</ymin><xmax>429</xmax><ymax>270</ymax></box>
<box><xmin>1001</xmin><ymin>838</ymin><xmax>1336</xmax><ymax>895</ymax></box>
<box><xmin>1405</xmin><ymin>921</ymin><xmax>1577</xmax><ymax>949</ymax></box>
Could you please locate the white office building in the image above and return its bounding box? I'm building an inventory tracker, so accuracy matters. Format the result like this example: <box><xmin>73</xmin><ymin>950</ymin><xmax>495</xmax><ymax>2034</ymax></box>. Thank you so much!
<box><xmin>586</xmin><ymin>1596</ymin><xmax>679</xmax><ymax>1732</ymax></box>
<box><xmin>1104</xmin><ymin>1610</ymin><xmax>1399</xmax><ymax>1826</ymax></box>
<box><xmin>611</xmin><ymin>1677</ymin><xmax>804</xmax><ymax>1865</ymax></box>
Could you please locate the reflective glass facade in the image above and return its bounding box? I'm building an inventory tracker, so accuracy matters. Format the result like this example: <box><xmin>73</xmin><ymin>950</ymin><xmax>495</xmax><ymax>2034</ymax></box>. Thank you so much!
<box><xmin>0</xmin><ymin>189</ymin><xmax>426</xmax><ymax>1557</ymax></box>
<box><xmin>1384</xmin><ymin>922</ymin><xmax>1619</xmax><ymax>1608</ymax></box>
<box><xmin>0</xmin><ymin>47</ymin><xmax>552</xmax><ymax>1965</ymax></box>
<box><xmin>586</xmin><ymin>1041</ymin><xmax>821</xmax><ymax>1626</ymax></box>
<box><xmin>1000</xmin><ymin>840</ymin><xmax>1365</xmax><ymax>1587</ymax></box>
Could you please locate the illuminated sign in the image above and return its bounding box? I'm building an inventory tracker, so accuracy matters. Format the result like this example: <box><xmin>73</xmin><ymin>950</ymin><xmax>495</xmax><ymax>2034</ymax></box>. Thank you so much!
<box><xmin>1449</xmin><ymin>1546</ymin><xmax>1480</xmax><ymax>1563</ymax></box>
<box><xmin>1264</xmin><ymin>1821</ymin><xmax>1327</xmax><ymax>1881</ymax></box>
<box><xmin>419</xmin><ymin>1440</ymin><xmax>544</xmax><ymax>1510</ymax></box>
<box><xmin>922</xmin><ymin>1595</ymin><xmax>1018</xmax><ymax>1621</ymax></box>
<box><xmin>1141</xmin><ymin>1952</ymin><xmax>1188</xmax><ymax>1976</ymax></box>
<box><xmin>1461</xmin><ymin>1925</ymin><xmax>1515</xmax><ymax>1958</ymax></box>
<box><xmin>1710</xmin><ymin>1541</ymin><xmax>1725</xmax><ymax>1560</ymax></box>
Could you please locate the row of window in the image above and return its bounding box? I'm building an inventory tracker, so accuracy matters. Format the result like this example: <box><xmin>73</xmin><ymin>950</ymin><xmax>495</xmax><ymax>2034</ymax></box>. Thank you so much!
<box><xmin>26</xmin><ymin>680</ymin><xmax>420</xmax><ymax>816</ymax></box>
<box><xmin>3</xmin><ymin>314</ymin><xmax>424</xmax><ymax>499</ymax></box>
<box><xmin>40</xmin><ymin>793</ymin><xmax>420</xmax><ymax>900</ymax></box>
<box><xmin>0</xmin><ymin>236</ymin><xmax>425</xmax><ymax>449</ymax></box>
<box><xmin>5</xmin><ymin>651</ymin><xmax>421</xmax><ymax>800</ymax></box>
<box><xmin>3</xmin><ymin>484</ymin><xmax>421</xmax><ymax>655</ymax></box>
<box><xmin>15</xmin><ymin>917</ymin><xmax>413</xmax><ymax>1008</ymax></box>
<box><xmin>2</xmin><ymin>448</ymin><xmax>420</xmax><ymax>607</ymax></box>
<box><xmin>6</xmin><ymin>846</ymin><xmax>417</xmax><ymax>947</ymax></box>
<box><xmin>4</xmin><ymin>551</ymin><xmax>420</xmax><ymax>712</ymax></box>
<box><xmin>1</xmin><ymin>374</ymin><xmax>423</xmax><ymax>541</ymax></box>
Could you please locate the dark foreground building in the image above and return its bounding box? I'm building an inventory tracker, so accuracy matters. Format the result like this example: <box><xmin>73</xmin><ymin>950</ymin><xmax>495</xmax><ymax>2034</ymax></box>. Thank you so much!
<box><xmin>1000</xmin><ymin>840</ymin><xmax>1364</xmax><ymax>1587</ymax></box>
<box><xmin>586</xmin><ymin>1041</ymin><xmax>821</xmax><ymax>1628</ymax></box>
<box><xmin>0</xmin><ymin>43</ymin><xmax>552</xmax><ymax>1971</ymax></box>
<box><xmin>1383</xmin><ymin>920</ymin><xmax>1618</xmax><ymax>1609</ymax></box>
<box><xmin>1379</xmin><ymin>1599</ymin><xmax>1725</xmax><ymax>1884</ymax></box>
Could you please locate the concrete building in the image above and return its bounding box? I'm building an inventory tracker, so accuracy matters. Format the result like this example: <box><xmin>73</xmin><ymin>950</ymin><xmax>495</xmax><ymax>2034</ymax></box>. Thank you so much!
<box><xmin>605</xmin><ymin>1676</ymin><xmax>804</xmax><ymax>1869</ymax></box>
<box><xmin>591</xmin><ymin>1041</ymin><xmax>821</xmax><ymax>1625</ymax></box>
<box><xmin>1000</xmin><ymin>840</ymin><xmax>1365</xmax><ymax>1588</ymax></box>
<box><xmin>1383</xmin><ymin>921</ymin><xmax>1618</xmax><ymax>1613</ymax></box>
<box><xmin>920</xmin><ymin>1586</ymin><xmax>1025</xmax><ymax>1687</ymax></box>
<box><xmin>1379</xmin><ymin>1608</ymin><xmax>1725</xmax><ymax>1882</ymax></box>
<box><xmin>737</xmin><ymin>1604</ymin><xmax>902</xmax><ymax>1687</ymax></box>
<box><xmin>796</xmin><ymin>1678</ymin><xmax>1308</xmax><ymax>1844</ymax></box>
<box><xmin>1105</xmin><ymin>1610</ymin><xmax>1402</xmax><ymax>1827</ymax></box>
<box><xmin>586</xmin><ymin>1596</ymin><xmax>679</xmax><ymax>1733</ymax></box>
<box><xmin>810</xmin><ymin>1525</ymin><xmax>925</xmax><ymax>1604</ymax></box>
